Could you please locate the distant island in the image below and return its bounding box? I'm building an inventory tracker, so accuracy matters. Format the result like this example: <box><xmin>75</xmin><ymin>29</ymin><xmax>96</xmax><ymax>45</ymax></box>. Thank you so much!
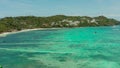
<box><xmin>0</xmin><ymin>15</ymin><xmax>120</xmax><ymax>33</ymax></box>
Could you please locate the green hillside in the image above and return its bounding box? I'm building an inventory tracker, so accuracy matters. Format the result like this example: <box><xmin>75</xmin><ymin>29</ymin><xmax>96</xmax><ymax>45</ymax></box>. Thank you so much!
<box><xmin>0</xmin><ymin>15</ymin><xmax>119</xmax><ymax>33</ymax></box>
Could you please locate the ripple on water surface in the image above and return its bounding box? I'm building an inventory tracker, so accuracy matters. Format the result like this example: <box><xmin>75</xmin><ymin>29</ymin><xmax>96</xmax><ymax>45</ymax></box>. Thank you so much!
<box><xmin>0</xmin><ymin>27</ymin><xmax>120</xmax><ymax>68</ymax></box>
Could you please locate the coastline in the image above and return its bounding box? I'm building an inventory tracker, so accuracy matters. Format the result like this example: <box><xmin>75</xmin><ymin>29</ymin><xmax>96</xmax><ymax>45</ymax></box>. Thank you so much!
<box><xmin>0</xmin><ymin>28</ymin><xmax>60</xmax><ymax>38</ymax></box>
<box><xmin>0</xmin><ymin>25</ymin><xmax>119</xmax><ymax>38</ymax></box>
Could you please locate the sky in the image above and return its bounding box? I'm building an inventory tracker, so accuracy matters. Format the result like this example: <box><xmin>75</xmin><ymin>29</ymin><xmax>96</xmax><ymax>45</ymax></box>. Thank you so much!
<box><xmin>0</xmin><ymin>0</ymin><xmax>120</xmax><ymax>20</ymax></box>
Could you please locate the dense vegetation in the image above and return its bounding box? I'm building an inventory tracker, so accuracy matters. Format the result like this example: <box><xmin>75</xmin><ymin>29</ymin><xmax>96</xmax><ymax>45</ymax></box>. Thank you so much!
<box><xmin>0</xmin><ymin>15</ymin><xmax>119</xmax><ymax>33</ymax></box>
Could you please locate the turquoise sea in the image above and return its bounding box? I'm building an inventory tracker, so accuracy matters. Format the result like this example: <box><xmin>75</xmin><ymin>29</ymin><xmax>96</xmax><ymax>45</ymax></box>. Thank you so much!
<box><xmin>0</xmin><ymin>26</ymin><xmax>120</xmax><ymax>68</ymax></box>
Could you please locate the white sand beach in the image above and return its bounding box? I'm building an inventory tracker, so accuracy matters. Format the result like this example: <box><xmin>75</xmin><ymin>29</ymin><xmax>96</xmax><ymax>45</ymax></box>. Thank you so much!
<box><xmin>0</xmin><ymin>28</ymin><xmax>60</xmax><ymax>37</ymax></box>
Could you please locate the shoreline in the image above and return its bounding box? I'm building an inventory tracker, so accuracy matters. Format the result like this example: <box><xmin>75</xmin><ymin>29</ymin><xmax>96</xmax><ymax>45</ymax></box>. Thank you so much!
<box><xmin>0</xmin><ymin>25</ymin><xmax>119</xmax><ymax>38</ymax></box>
<box><xmin>0</xmin><ymin>28</ymin><xmax>60</xmax><ymax>38</ymax></box>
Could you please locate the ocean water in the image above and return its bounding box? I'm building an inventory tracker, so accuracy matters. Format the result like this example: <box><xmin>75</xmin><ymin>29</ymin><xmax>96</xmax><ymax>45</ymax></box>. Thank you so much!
<box><xmin>0</xmin><ymin>26</ymin><xmax>120</xmax><ymax>68</ymax></box>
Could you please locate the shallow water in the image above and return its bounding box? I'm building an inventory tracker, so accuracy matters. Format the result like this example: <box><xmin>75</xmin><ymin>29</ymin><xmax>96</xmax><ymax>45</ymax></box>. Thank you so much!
<box><xmin>0</xmin><ymin>26</ymin><xmax>120</xmax><ymax>68</ymax></box>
